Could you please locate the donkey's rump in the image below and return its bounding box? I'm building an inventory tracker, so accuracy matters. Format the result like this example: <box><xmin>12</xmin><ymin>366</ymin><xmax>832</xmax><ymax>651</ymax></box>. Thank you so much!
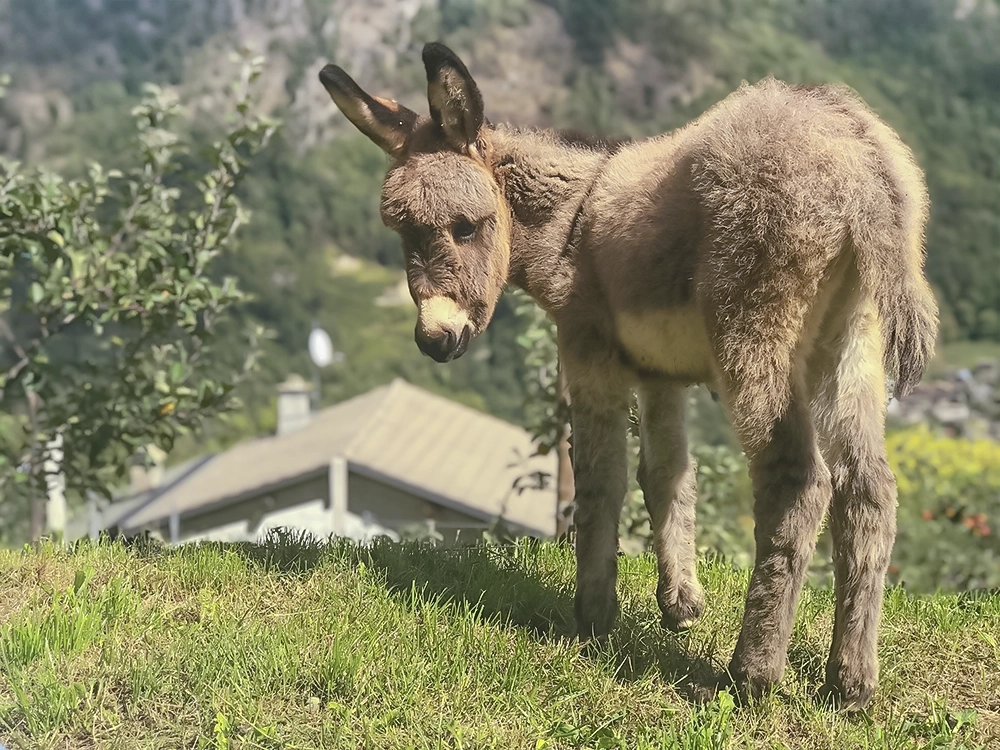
<box><xmin>688</xmin><ymin>79</ymin><xmax>878</xmax><ymax>279</ymax></box>
<box><xmin>589</xmin><ymin>78</ymin><xmax>906</xmax><ymax>389</ymax></box>
<box><xmin>684</xmin><ymin>78</ymin><xmax>935</xmax><ymax>394</ymax></box>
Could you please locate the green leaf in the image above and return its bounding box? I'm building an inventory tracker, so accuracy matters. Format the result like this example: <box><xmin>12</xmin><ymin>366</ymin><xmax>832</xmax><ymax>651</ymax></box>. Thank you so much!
<box><xmin>73</xmin><ymin>568</ymin><xmax>90</xmax><ymax>594</ymax></box>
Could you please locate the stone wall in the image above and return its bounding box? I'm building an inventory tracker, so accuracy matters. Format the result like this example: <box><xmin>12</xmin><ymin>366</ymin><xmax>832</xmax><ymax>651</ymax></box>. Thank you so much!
<box><xmin>889</xmin><ymin>361</ymin><xmax>1000</xmax><ymax>440</ymax></box>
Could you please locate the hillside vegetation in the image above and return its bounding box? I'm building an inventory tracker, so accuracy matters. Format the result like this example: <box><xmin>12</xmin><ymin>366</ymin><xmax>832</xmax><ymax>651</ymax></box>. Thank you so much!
<box><xmin>1</xmin><ymin>0</ymin><xmax>998</xmax><ymax>430</ymax></box>
<box><xmin>1</xmin><ymin>537</ymin><xmax>998</xmax><ymax>748</ymax></box>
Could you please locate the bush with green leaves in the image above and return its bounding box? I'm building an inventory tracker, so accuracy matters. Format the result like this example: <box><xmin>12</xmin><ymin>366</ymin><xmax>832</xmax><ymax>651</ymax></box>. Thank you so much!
<box><xmin>888</xmin><ymin>425</ymin><xmax>1000</xmax><ymax>591</ymax></box>
<box><xmin>0</xmin><ymin>56</ymin><xmax>277</xmax><ymax>540</ymax></box>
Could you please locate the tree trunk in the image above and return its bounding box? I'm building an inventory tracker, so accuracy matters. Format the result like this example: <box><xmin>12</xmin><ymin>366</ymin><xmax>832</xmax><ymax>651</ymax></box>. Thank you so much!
<box><xmin>26</xmin><ymin>392</ymin><xmax>47</xmax><ymax>543</ymax></box>
<box><xmin>30</xmin><ymin>493</ymin><xmax>46</xmax><ymax>542</ymax></box>
<box><xmin>555</xmin><ymin>359</ymin><xmax>575</xmax><ymax>540</ymax></box>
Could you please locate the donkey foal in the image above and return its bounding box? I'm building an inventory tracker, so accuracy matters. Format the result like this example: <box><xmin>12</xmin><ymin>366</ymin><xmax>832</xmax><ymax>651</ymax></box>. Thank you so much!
<box><xmin>319</xmin><ymin>43</ymin><xmax>939</xmax><ymax>710</ymax></box>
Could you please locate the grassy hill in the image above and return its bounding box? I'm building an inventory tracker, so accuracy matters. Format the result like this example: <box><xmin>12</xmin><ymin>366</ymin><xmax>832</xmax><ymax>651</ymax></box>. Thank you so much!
<box><xmin>2</xmin><ymin>0</ymin><xmax>999</xmax><ymax>438</ymax></box>
<box><xmin>1</xmin><ymin>537</ymin><xmax>997</xmax><ymax>748</ymax></box>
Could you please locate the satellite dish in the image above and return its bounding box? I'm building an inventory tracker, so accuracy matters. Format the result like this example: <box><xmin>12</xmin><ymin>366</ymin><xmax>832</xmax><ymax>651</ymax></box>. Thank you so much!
<box><xmin>309</xmin><ymin>325</ymin><xmax>335</xmax><ymax>368</ymax></box>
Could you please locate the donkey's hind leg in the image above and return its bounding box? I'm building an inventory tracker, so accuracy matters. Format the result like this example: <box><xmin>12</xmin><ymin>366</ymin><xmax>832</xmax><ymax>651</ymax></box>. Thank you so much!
<box><xmin>637</xmin><ymin>382</ymin><xmax>705</xmax><ymax>631</ymax></box>
<box><xmin>726</xmin><ymin>380</ymin><xmax>831</xmax><ymax>699</ymax></box>
<box><xmin>809</xmin><ymin>301</ymin><xmax>896</xmax><ymax>710</ymax></box>
<box><xmin>708</xmin><ymin>299</ymin><xmax>833</xmax><ymax>699</ymax></box>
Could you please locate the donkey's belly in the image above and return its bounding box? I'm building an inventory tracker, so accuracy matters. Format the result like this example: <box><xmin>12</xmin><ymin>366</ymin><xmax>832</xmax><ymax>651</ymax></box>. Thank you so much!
<box><xmin>614</xmin><ymin>307</ymin><xmax>715</xmax><ymax>382</ymax></box>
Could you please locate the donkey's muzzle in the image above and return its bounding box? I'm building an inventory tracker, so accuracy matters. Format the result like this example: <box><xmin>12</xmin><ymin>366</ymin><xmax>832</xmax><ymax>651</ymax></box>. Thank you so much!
<box><xmin>416</xmin><ymin>323</ymin><xmax>472</xmax><ymax>363</ymax></box>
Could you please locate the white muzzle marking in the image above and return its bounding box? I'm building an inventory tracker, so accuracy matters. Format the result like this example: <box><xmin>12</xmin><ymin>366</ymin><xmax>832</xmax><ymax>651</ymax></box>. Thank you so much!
<box><xmin>418</xmin><ymin>296</ymin><xmax>471</xmax><ymax>336</ymax></box>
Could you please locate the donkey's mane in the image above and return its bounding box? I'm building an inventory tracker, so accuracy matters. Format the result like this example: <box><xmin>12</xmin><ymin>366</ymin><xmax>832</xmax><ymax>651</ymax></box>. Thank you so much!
<box><xmin>554</xmin><ymin>128</ymin><xmax>631</xmax><ymax>154</ymax></box>
<box><xmin>496</xmin><ymin>123</ymin><xmax>631</xmax><ymax>155</ymax></box>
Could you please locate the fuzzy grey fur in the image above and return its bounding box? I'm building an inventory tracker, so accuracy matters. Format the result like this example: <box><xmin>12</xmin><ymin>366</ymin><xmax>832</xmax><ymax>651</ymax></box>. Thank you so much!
<box><xmin>319</xmin><ymin>42</ymin><xmax>939</xmax><ymax>710</ymax></box>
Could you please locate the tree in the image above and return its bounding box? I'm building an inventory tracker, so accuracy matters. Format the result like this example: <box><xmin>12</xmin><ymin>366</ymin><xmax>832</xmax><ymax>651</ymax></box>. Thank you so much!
<box><xmin>513</xmin><ymin>291</ymin><xmax>574</xmax><ymax>538</ymax></box>
<box><xmin>0</xmin><ymin>55</ymin><xmax>277</xmax><ymax>542</ymax></box>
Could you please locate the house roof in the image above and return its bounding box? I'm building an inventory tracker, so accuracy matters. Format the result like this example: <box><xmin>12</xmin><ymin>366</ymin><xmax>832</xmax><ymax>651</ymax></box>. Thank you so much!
<box><xmin>120</xmin><ymin>379</ymin><xmax>557</xmax><ymax>536</ymax></box>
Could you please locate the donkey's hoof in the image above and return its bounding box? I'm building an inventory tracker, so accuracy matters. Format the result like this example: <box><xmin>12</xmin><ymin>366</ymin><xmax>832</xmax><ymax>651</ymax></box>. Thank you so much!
<box><xmin>661</xmin><ymin>614</ymin><xmax>697</xmax><ymax>632</ymax></box>
<box><xmin>721</xmin><ymin>663</ymin><xmax>780</xmax><ymax>705</ymax></box>
<box><xmin>574</xmin><ymin>590</ymin><xmax>618</xmax><ymax>641</ymax></box>
<box><xmin>658</xmin><ymin>582</ymin><xmax>705</xmax><ymax>633</ymax></box>
<box><xmin>818</xmin><ymin>679</ymin><xmax>875</xmax><ymax>713</ymax></box>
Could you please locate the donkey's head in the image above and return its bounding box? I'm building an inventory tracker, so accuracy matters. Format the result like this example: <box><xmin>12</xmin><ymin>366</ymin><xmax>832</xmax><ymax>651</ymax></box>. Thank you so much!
<box><xmin>319</xmin><ymin>43</ymin><xmax>510</xmax><ymax>363</ymax></box>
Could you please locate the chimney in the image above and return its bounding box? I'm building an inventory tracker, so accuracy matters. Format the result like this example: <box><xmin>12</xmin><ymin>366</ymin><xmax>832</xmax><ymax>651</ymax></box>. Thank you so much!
<box><xmin>277</xmin><ymin>374</ymin><xmax>313</xmax><ymax>435</ymax></box>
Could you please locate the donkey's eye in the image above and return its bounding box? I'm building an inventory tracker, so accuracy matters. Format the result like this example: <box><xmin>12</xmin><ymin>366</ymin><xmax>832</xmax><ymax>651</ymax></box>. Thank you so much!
<box><xmin>451</xmin><ymin>219</ymin><xmax>477</xmax><ymax>242</ymax></box>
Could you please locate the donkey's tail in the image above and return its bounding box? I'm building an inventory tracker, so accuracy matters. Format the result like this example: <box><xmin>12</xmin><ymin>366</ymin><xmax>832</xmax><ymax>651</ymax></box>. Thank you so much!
<box><xmin>852</xmin><ymin>189</ymin><xmax>939</xmax><ymax>399</ymax></box>
<box><xmin>817</xmin><ymin>91</ymin><xmax>939</xmax><ymax>399</ymax></box>
<box><xmin>870</xmin><ymin>261</ymin><xmax>938</xmax><ymax>399</ymax></box>
<box><xmin>842</xmin><ymin>107</ymin><xmax>939</xmax><ymax>399</ymax></box>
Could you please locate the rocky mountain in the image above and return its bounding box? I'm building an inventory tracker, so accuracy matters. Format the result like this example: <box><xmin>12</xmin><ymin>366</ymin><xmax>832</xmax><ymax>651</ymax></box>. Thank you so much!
<box><xmin>0</xmin><ymin>0</ymin><xmax>721</xmax><ymax>158</ymax></box>
<box><xmin>1</xmin><ymin>0</ymin><xmax>998</xmax><ymax>430</ymax></box>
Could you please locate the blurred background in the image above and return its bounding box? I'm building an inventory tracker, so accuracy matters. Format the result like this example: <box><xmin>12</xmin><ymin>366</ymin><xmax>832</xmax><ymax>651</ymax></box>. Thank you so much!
<box><xmin>0</xmin><ymin>0</ymin><xmax>997</xmax><ymax>592</ymax></box>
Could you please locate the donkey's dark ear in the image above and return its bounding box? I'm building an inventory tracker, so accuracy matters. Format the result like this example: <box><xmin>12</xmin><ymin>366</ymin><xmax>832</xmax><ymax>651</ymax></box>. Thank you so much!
<box><xmin>319</xmin><ymin>64</ymin><xmax>417</xmax><ymax>158</ymax></box>
<box><xmin>422</xmin><ymin>42</ymin><xmax>484</xmax><ymax>153</ymax></box>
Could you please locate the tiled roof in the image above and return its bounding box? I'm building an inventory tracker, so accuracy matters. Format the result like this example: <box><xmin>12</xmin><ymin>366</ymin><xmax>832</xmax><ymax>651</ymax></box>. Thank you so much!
<box><xmin>120</xmin><ymin>379</ymin><xmax>557</xmax><ymax>536</ymax></box>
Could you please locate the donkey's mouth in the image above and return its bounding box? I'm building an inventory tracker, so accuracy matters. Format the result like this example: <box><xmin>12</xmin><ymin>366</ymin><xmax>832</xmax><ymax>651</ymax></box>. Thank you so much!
<box><xmin>451</xmin><ymin>324</ymin><xmax>473</xmax><ymax>360</ymax></box>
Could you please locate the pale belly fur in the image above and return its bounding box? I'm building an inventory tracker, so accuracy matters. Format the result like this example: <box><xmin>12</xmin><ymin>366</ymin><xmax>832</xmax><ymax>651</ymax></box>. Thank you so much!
<box><xmin>614</xmin><ymin>307</ymin><xmax>716</xmax><ymax>383</ymax></box>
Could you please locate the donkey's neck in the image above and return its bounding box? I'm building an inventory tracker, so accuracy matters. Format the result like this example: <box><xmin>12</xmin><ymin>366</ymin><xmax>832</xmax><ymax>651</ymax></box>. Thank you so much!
<box><xmin>489</xmin><ymin>125</ymin><xmax>612</xmax><ymax>311</ymax></box>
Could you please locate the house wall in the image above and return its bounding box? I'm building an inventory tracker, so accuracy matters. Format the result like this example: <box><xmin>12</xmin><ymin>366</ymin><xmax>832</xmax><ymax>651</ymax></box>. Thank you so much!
<box><xmin>181</xmin><ymin>500</ymin><xmax>396</xmax><ymax>544</ymax></box>
<box><xmin>174</xmin><ymin>474</ymin><xmax>331</xmax><ymax>538</ymax></box>
<box><xmin>150</xmin><ymin>470</ymin><xmax>492</xmax><ymax>545</ymax></box>
<box><xmin>347</xmin><ymin>473</ymin><xmax>490</xmax><ymax>544</ymax></box>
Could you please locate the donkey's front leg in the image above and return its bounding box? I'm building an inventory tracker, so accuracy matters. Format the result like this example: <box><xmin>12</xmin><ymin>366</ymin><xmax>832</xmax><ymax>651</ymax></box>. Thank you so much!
<box><xmin>569</xmin><ymin>381</ymin><xmax>630</xmax><ymax>641</ymax></box>
<box><xmin>637</xmin><ymin>382</ymin><xmax>705</xmax><ymax>632</ymax></box>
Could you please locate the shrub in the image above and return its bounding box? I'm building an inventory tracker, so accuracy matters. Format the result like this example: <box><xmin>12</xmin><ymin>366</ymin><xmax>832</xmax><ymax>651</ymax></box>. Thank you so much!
<box><xmin>616</xmin><ymin>424</ymin><xmax>999</xmax><ymax>593</ymax></box>
<box><xmin>888</xmin><ymin>425</ymin><xmax>1000</xmax><ymax>591</ymax></box>
<box><xmin>0</xmin><ymin>56</ymin><xmax>276</xmax><ymax>540</ymax></box>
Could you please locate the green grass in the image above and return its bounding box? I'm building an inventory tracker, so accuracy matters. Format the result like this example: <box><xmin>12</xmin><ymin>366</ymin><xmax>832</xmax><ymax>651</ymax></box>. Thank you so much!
<box><xmin>1</xmin><ymin>535</ymin><xmax>998</xmax><ymax>749</ymax></box>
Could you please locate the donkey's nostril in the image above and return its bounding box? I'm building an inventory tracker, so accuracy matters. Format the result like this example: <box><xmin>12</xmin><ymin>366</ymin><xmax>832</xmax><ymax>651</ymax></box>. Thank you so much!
<box><xmin>415</xmin><ymin>323</ymin><xmax>473</xmax><ymax>363</ymax></box>
<box><xmin>416</xmin><ymin>325</ymin><xmax>460</xmax><ymax>363</ymax></box>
